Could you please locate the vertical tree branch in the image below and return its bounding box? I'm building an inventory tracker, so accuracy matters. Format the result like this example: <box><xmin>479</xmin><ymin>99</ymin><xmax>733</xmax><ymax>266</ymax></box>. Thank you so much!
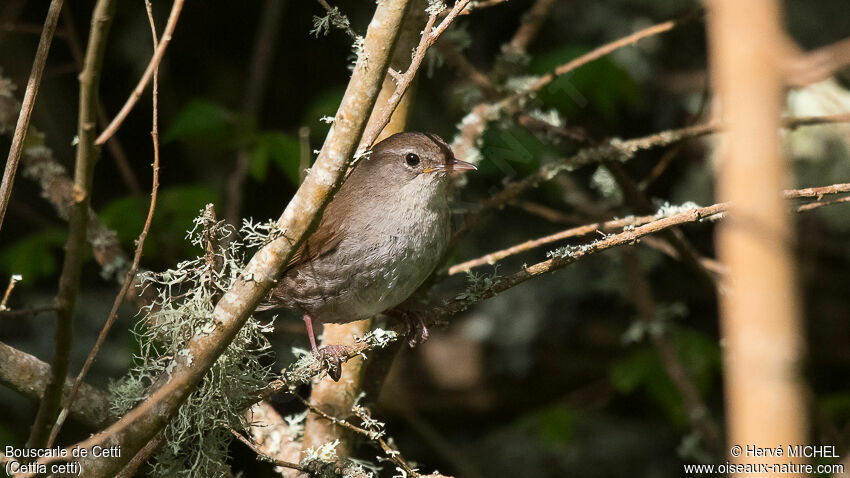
<box><xmin>26</xmin><ymin>0</ymin><xmax>116</xmax><ymax>449</ymax></box>
<box><xmin>706</xmin><ymin>0</ymin><xmax>807</xmax><ymax>473</ymax></box>
<box><xmin>0</xmin><ymin>0</ymin><xmax>64</xmax><ymax>233</ymax></box>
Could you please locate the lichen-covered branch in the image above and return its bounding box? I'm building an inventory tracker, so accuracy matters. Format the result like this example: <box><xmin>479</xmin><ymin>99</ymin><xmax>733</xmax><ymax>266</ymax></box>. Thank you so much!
<box><xmin>26</xmin><ymin>0</ymin><xmax>116</xmax><ymax>449</ymax></box>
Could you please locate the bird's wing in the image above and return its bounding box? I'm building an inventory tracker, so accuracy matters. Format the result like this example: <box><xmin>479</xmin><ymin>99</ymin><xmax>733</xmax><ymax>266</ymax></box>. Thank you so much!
<box><xmin>283</xmin><ymin>201</ymin><xmax>348</xmax><ymax>273</ymax></box>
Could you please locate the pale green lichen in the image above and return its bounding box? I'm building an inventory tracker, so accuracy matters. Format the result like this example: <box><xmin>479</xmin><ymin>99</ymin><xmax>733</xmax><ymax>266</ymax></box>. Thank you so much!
<box><xmin>108</xmin><ymin>210</ymin><xmax>277</xmax><ymax>478</ymax></box>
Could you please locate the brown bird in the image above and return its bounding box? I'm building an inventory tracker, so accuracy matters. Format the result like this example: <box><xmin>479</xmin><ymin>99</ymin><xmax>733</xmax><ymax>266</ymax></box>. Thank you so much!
<box><xmin>260</xmin><ymin>132</ymin><xmax>476</xmax><ymax>380</ymax></box>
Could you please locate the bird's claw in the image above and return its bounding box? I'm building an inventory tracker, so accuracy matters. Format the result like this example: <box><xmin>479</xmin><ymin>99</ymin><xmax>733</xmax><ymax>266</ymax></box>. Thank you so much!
<box><xmin>387</xmin><ymin>309</ymin><xmax>430</xmax><ymax>347</ymax></box>
<box><xmin>314</xmin><ymin>344</ymin><xmax>348</xmax><ymax>382</ymax></box>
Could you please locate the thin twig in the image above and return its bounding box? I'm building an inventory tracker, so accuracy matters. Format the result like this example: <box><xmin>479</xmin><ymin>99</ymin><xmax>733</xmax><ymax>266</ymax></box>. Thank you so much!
<box><xmin>491</xmin><ymin>0</ymin><xmax>556</xmax><ymax>81</ymax></box>
<box><xmin>528</xmin><ymin>19</ymin><xmax>681</xmax><ymax>95</ymax></box>
<box><xmin>94</xmin><ymin>0</ymin><xmax>185</xmax><ymax>145</ymax></box>
<box><xmin>0</xmin><ymin>0</ymin><xmax>64</xmax><ymax>233</ymax></box>
<box><xmin>0</xmin><ymin>305</ymin><xmax>56</xmax><ymax>318</ymax></box>
<box><xmin>451</xmin><ymin>15</ymin><xmax>687</xmax><ymax>160</ymax></box>
<box><xmin>460</xmin><ymin>0</ymin><xmax>505</xmax><ymax>14</ymax></box>
<box><xmin>45</xmin><ymin>0</ymin><xmax>164</xmax><ymax>448</ymax></box>
<box><xmin>114</xmin><ymin>431</ymin><xmax>165</xmax><ymax>478</ymax></box>
<box><xmin>359</xmin><ymin>0</ymin><xmax>472</xmax><ymax>151</ymax></box>
<box><xmin>450</xmin><ymin>213</ymin><xmax>657</xmax><ymax>274</ymax></box>
<box><xmin>294</xmin><ymin>393</ymin><xmax>421</xmax><ymax>477</ymax></box>
<box><xmin>26</xmin><ymin>0</ymin><xmax>116</xmax><ymax>449</ymax></box>
<box><xmin>230</xmin><ymin>428</ymin><xmax>307</xmax><ymax>472</ymax></box>
<box><xmin>1</xmin><ymin>274</ymin><xmax>22</xmax><ymax>310</ymax></box>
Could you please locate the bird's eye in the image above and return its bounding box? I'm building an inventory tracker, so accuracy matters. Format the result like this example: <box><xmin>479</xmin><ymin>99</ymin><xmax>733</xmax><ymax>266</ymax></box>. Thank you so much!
<box><xmin>405</xmin><ymin>153</ymin><xmax>420</xmax><ymax>167</ymax></box>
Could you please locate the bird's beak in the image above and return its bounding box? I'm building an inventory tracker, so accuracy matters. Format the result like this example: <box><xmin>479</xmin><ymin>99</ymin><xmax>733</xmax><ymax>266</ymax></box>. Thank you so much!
<box><xmin>448</xmin><ymin>159</ymin><xmax>477</xmax><ymax>174</ymax></box>
<box><xmin>424</xmin><ymin>159</ymin><xmax>477</xmax><ymax>175</ymax></box>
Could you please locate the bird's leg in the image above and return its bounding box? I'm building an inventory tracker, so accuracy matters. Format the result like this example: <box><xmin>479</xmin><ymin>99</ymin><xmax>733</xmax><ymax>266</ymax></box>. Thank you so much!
<box><xmin>303</xmin><ymin>314</ymin><xmax>347</xmax><ymax>382</ymax></box>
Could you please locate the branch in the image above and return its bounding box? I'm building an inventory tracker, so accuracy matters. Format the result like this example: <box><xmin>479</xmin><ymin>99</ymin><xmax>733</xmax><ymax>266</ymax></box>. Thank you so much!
<box><xmin>0</xmin><ymin>0</ymin><xmax>63</xmax><ymax>232</ymax></box>
<box><xmin>231</xmin><ymin>429</ymin><xmax>306</xmax><ymax>473</ymax></box>
<box><xmin>296</xmin><ymin>394</ymin><xmax>422</xmax><ymax>478</ymax></box>
<box><xmin>0</xmin><ymin>340</ymin><xmax>113</xmax><ymax>430</ymax></box>
<box><xmin>60</xmin><ymin>5</ymin><xmax>144</xmax><ymax>195</ymax></box>
<box><xmin>46</xmin><ymin>0</ymin><xmax>164</xmax><ymax>448</ymax></box>
<box><xmin>25</xmin><ymin>2</ymin><xmax>413</xmax><ymax>475</ymax></box>
<box><xmin>93</xmin><ymin>0</ymin><xmax>185</xmax><ymax>145</ymax></box>
<box><xmin>451</xmin><ymin>182</ymin><xmax>850</xmax><ymax>275</ymax></box>
<box><xmin>26</xmin><ymin>0</ymin><xmax>116</xmax><ymax>449</ymax></box>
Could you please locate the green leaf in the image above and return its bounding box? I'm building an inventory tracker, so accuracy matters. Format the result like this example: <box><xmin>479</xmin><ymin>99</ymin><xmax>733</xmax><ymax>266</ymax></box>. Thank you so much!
<box><xmin>0</xmin><ymin>228</ymin><xmax>67</xmax><ymax>281</ymax></box>
<box><xmin>258</xmin><ymin>132</ymin><xmax>301</xmax><ymax>184</ymax></box>
<box><xmin>530</xmin><ymin>405</ymin><xmax>576</xmax><ymax>446</ymax></box>
<box><xmin>99</xmin><ymin>195</ymin><xmax>147</xmax><ymax>246</ymax></box>
<box><xmin>249</xmin><ymin>140</ymin><xmax>271</xmax><ymax>182</ymax></box>
<box><xmin>478</xmin><ymin>124</ymin><xmax>556</xmax><ymax>177</ymax></box>
<box><xmin>610</xmin><ymin>330</ymin><xmax>720</xmax><ymax>428</ymax></box>
<box><xmin>164</xmin><ymin>99</ymin><xmax>237</xmax><ymax>144</ymax></box>
<box><xmin>818</xmin><ymin>393</ymin><xmax>850</xmax><ymax>423</ymax></box>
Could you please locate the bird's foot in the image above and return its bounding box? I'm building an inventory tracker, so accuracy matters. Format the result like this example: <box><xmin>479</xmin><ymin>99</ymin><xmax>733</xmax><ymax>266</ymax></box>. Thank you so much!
<box><xmin>386</xmin><ymin>309</ymin><xmax>430</xmax><ymax>347</ymax></box>
<box><xmin>314</xmin><ymin>344</ymin><xmax>349</xmax><ymax>382</ymax></box>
